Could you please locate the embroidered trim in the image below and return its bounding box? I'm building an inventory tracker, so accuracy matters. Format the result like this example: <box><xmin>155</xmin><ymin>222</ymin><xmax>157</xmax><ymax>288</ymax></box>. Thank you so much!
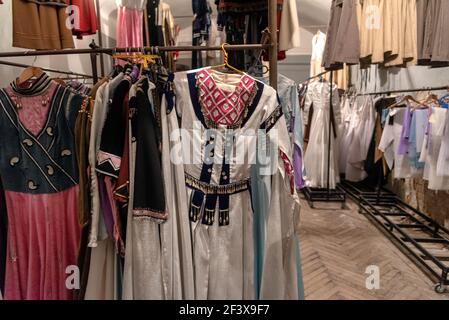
<box><xmin>133</xmin><ymin>209</ymin><xmax>168</xmax><ymax>223</ymax></box>
<box><xmin>185</xmin><ymin>173</ymin><xmax>250</xmax><ymax>195</ymax></box>
<box><xmin>97</xmin><ymin>151</ymin><xmax>122</xmax><ymax>171</ymax></box>
<box><xmin>196</xmin><ymin>69</ymin><xmax>258</xmax><ymax>129</ymax></box>
<box><xmin>280</xmin><ymin>150</ymin><xmax>295</xmax><ymax>195</ymax></box>
<box><xmin>260</xmin><ymin>104</ymin><xmax>283</xmax><ymax>132</ymax></box>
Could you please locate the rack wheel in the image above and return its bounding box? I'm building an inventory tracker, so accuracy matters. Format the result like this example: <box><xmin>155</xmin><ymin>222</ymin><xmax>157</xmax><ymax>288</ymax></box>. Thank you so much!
<box><xmin>434</xmin><ymin>283</ymin><xmax>446</xmax><ymax>294</ymax></box>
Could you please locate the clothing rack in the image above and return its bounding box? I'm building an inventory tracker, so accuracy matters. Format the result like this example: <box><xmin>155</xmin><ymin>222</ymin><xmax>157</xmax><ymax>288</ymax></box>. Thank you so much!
<box><xmin>0</xmin><ymin>60</ymin><xmax>93</xmax><ymax>79</ymax></box>
<box><xmin>339</xmin><ymin>84</ymin><xmax>449</xmax><ymax>293</ymax></box>
<box><xmin>0</xmin><ymin>0</ymin><xmax>279</xmax><ymax>87</ymax></box>
<box><xmin>0</xmin><ymin>44</ymin><xmax>276</xmax><ymax>87</ymax></box>
<box><xmin>303</xmin><ymin>70</ymin><xmax>347</xmax><ymax>208</ymax></box>
<box><xmin>356</xmin><ymin>86</ymin><xmax>449</xmax><ymax>96</ymax></box>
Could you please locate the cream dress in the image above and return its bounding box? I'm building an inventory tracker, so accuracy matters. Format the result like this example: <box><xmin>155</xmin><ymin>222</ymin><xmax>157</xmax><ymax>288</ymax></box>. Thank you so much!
<box><xmin>303</xmin><ymin>80</ymin><xmax>341</xmax><ymax>189</ymax></box>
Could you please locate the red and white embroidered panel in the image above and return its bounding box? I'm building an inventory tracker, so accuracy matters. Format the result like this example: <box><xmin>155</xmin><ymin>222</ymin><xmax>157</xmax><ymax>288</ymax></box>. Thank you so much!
<box><xmin>280</xmin><ymin>150</ymin><xmax>295</xmax><ymax>195</ymax></box>
<box><xmin>197</xmin><ymin>68</ymin><xmax>255</xmax><ymax>126</ymax></box>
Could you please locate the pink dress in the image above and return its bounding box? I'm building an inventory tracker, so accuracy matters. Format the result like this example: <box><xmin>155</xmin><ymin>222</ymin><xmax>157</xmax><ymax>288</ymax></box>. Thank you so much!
<box><xmin>0</xmin><ymin>74</ymin><xmax>83</xmax><ymax>300</ymax></box>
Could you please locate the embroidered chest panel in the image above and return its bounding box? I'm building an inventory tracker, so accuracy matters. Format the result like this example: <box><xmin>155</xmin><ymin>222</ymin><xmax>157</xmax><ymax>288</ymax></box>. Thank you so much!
<box><xmin>196</xmin><ymin>68</ymin><xmax>256</xmax><ymax>128</ymax></box>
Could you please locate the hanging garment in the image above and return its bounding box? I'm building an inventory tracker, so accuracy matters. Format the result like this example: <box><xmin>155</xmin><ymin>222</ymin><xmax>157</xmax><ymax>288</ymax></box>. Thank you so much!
<box><xmin>379</xmin><ymin>107</ymin><xmax>417</xmax><ymax>179</ymax></box>
<box><xmin>420</xmin><ymin>107</ymin><xmax>449</xmax><ymax>190</ymax></box>
<box><xmin>0</xmin><ymin>181</ymin><xmax>6</xmax><ymax>297</ymax></box>
<box><xmin>12</xmin><ymin>0</ymin><xmax>75</xmax><ymax>50</ymax></box>
<box><xmin>436</xmin><ymin>109</ymin><xmax>449</xmax><ymax>177</ymax></box>
<box><xmin>122</xmin><ymin>77</ymin><xmax>167</xmax><ymax>300</ymax></box>
<box><xmin>303</xmin><ymin>80</ymin><xmax>341</xmax><ymax>189</ymax></box>
<box><xmin>310</xmin><ymin>30</ymin><xmax>348</xmax><ymax>90</ymax></box>
<box><xmin>163</xmin><ymin>67</ymin><xmax>300</xmax><ymax>299</ymax></box>
<box><xmin>342</xmin><ymin>96</ymin><xmax>376</xmax><ymax>182</ymax></box>
<box><xmin>384</xmin><ymin>0</ymin><xmax>417</xmax><ymax>67</ymax></box>
<box><xmin>430</xmin><ymin>0</ymin><xmax>449</xmax><ymax>63</ymax></box>
<box><xmin>278</xmin><ymin>0</ymin><xmax>300</xmax><ymax>52</ymax></box>
<box><xmin>322</xmin><ymin>0</ymin><xmax>360</xmax><ymax>70</ymax></box>
<box><xmin>70</xmin><ymin>0</ymin><xmax>98</xmax><ymax>39</ymax></box>
<box><xmin>0</xmin><ymin>73</ymin><xmax>84</xmax><ymax>299</ymax></box>
<box><xmin>116</xmin><ymin>0</ymin><xmax>146</xmax><ymax>50</ymax></box>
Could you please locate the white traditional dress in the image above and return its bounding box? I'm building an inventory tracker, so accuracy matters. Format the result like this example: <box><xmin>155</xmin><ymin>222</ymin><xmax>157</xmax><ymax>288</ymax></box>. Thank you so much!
<box><xmin>161</xmin><ymin>67</ymin><xmax>301</xmax><ymax>299</ymax></box>
<box><xmin>303</xmin><ymin>80</ymin><xmax>341</xmax><ymax>189</ymax></box>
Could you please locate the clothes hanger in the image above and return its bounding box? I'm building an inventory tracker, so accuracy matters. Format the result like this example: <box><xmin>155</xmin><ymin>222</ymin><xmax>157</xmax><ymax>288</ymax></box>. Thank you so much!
<box><xmin>388</xmin><ymin>94</ymin><xmax>426</xmax><ymax>109</ymax></box>
<box><xmin>209</xmin><ymin>43</ymin><xmax>244</xmax><ymax>75</ymax></box>
<box><xmin>16</xmin><ymin>56</ymin><xmax>44</xmax><ymax>86</ymax></box>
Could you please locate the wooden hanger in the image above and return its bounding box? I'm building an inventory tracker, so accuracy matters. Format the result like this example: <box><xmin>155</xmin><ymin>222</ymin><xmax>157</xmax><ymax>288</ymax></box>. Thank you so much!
<box><xmin>209</xmin><ymin>43</ymin><xmax>244</xmax><ymax>75</ymax></box>
<box><xmin>420</xmin><ymin>92</ymin><xmax>439</xmax><ymax>106</ymax></box>
<box><xmin>16</xmin><ymin>66</ymin><xmax>44</xmax><ymax>86</ymax></box>
<box><xmin>388</xmin><ymin>95</ymin><xmax>426</xmax><ymax>109</ymax></box>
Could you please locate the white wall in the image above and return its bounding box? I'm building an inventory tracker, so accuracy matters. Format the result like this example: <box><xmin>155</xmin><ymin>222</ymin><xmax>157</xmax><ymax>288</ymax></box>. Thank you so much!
<box><xmin>0</xmin><ymin>0</ymin><xmax>332</xmax><ymax>86</ymax></box>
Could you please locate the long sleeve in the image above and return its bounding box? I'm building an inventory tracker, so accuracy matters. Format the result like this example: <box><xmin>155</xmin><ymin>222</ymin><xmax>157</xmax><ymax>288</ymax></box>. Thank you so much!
<box><xmin>160</xmin><ymin>88</ymin><xmax>195</xmax><ymax>300</ymax></box>
<box><xmin>258</xmin><ymin>92</ymin><xmax>302</xmax><ymax>300</ymax></box>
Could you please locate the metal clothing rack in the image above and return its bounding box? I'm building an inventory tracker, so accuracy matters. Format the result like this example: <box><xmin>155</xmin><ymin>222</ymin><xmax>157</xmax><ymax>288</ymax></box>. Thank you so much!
<box><xmin>339</xmin><ymin>85</ymin><xmax>449</xmax><ymax>293</ymax></box>
<box><xmin>341</xmin><ymin>180</ymin><xmax>449</xmax><ymax>293</ymax></box>
<box><xmin>0</xmin><ymin>60</ymin><xmax>93</xmax><ymax>79</ymax></box>
<box><xmin>356</xmin><ymin>86</ymin><xmax>449</xmax><ymax>96</ymax></box>
<box><xmin>302</xmin><ymin>70</ymin><xmax>346</xmax><ymax>208</ymax></box>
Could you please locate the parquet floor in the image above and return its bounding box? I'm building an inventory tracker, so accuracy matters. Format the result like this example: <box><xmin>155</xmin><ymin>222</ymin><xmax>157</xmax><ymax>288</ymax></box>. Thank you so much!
<box><xmin>298</xmin><ymin>197</ymin><xmax>449</xmax><ymax>300</ymax></box>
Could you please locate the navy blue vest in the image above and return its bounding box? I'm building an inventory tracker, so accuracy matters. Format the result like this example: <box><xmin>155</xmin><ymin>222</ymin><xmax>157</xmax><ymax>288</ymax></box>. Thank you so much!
<box><xmin>0</xmin><ymin>81</ymin><xmax>82</xmax><ymax>194</ymax></box>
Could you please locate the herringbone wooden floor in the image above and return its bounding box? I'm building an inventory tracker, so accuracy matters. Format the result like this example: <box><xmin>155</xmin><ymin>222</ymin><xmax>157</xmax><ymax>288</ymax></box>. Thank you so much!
<box><xmin>298</xmin><ymin>197</ymin><xmax>449</xmax><ymax>300</ymax></box>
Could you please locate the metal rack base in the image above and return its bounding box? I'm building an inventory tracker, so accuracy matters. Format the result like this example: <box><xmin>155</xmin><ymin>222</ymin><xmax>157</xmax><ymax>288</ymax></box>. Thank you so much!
<box><xmin>302</xmin><ymin>185</ymin><xmax>346</xmax><ymax>209</ymax></box>
<box><xmin>340</xmin><ymin>180</ymin><xmax>449</xmax><ymax>294</ymax></box>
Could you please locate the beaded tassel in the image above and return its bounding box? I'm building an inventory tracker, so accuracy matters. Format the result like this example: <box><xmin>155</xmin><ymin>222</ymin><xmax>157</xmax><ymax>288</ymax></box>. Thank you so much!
<box><xmin>189</xmin><ymin>204</ymin><xmax>201</xmax><ymax>222</ymax></box>
<box><xmin>202</xmin><ymin>208</ymin><xmax>215</xmax><ymax>226</ymax></box>
<box><xmin>218</xmin><ymin>209</ymin><xmax>230</xmax><ymax>227</ymax></box>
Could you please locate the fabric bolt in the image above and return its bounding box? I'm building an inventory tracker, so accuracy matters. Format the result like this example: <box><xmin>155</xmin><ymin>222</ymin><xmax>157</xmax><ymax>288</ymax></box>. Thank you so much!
<box><xmin>12</xmin><ymin>0</ymin><xmax>74</xmax><ymax>50</ymax></box>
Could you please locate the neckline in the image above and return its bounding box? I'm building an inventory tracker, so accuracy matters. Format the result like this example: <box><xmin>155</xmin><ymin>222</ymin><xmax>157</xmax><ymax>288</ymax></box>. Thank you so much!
<box><xmin>196</xmin><ymin>68</ymin><xmax>257</xmax><ymax>128</ymax></box>
<box><xmin>204</xmin><ymin>67</ymin><xmax>248</xmax><ymax>98</ymax></box>
<box><xmin>11</xmin><ymin>73</ymin><xmax>52</xmax><ymax>97</ymax></box>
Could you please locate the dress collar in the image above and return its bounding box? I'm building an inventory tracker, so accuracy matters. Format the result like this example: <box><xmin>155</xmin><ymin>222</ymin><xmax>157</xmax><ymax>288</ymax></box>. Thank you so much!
<box><xmin>10</xmin><ymin>73</ymin><xmax>52</xmax><ymax>96</ymax></box>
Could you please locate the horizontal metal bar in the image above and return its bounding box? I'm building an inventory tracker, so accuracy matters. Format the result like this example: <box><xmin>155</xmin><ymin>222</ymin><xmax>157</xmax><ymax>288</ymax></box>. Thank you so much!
<box><xmin>421</xmin><ymin>255</ymin><xmax>449</xmax><ymax>262</ymax></box>
<box><xmin>0</xmin><ymin>60</ymin><xmax>93</xmax><ymax>78</ymax></box>
<box><xmin>0</xmin><ymin>44</ymin><xmax>271</xmax><ymax>58</ymax></box>
<box><xmin>357</xmin><ymin>86</ymin><xmax>449</xmax><ymax>96</ymax></box>
<box><xmin>402</xmin><ymin>238</ymin><xmax>449</xmax><ymax>244</ymax></box>
<box><xmin>395</xmin><ymin>224</ymin><xmax>430</xmax><ymax>229</ymax></box>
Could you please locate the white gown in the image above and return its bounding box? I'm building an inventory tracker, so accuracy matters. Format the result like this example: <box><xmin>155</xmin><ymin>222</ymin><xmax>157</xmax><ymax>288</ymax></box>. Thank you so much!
<box><xmin>344</xmin><ymin>96</ymin><xmax>376</xmax><ymax>182</ymax></box>
<box><xmin>303</xmin><ymin>80</ymin><xmax>341</xmax><ymax>189</ymax></box>
<box><xmin>164</xmin><ymin>68</ymin><xmax>300</xmax><ymax>299</ymax></box>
